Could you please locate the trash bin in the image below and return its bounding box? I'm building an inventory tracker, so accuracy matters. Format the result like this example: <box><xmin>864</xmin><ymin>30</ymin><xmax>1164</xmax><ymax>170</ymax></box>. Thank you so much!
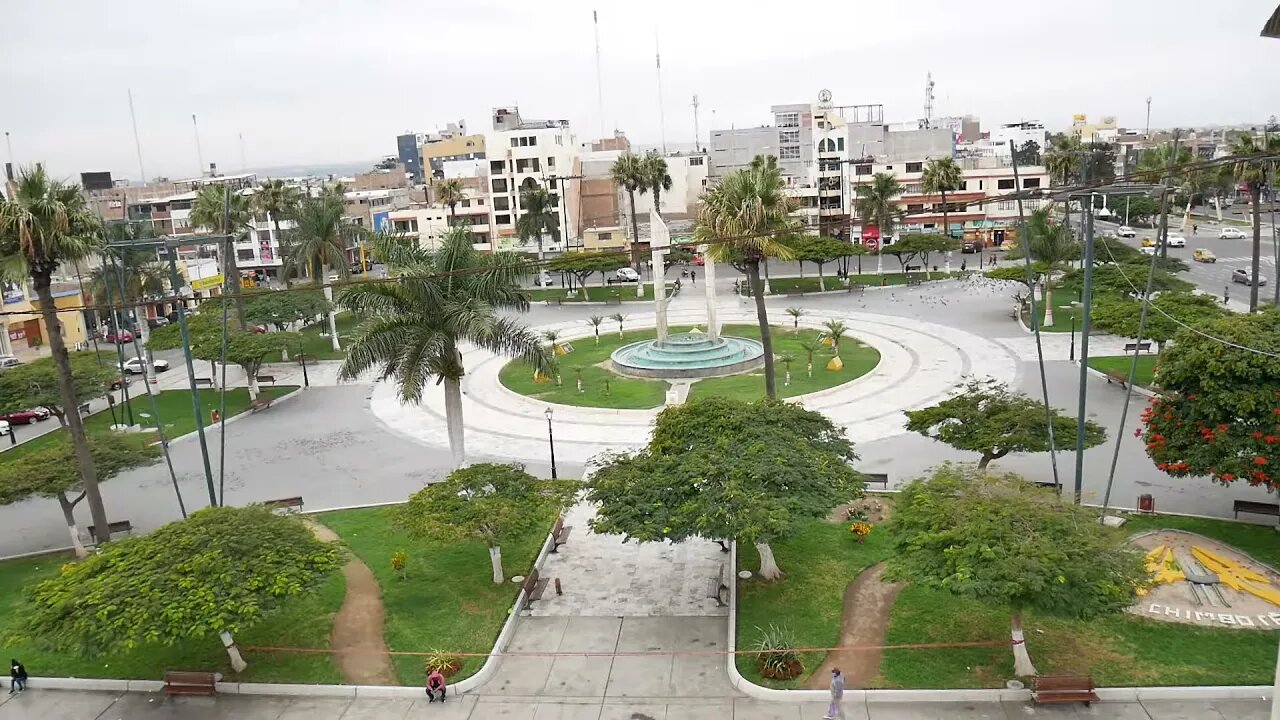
<box><xmin>1137</xmin><ymin>494</ymin><xmax>1155</xmax><ymax>513</ymax></box>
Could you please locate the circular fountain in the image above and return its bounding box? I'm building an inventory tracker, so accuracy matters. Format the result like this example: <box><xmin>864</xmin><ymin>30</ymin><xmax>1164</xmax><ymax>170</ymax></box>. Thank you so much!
<box><xmin>610</xmin><ymin>331</ymin><xmax>765</xmax><ymax>379</ymax></box>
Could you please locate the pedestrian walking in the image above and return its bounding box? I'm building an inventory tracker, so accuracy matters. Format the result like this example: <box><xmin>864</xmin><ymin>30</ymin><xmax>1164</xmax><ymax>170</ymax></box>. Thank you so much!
<box><xmin>1193</xmin><ymin>224</ymin><xmax>1199</xmax><ymax>235</ymax></box>
<box><xmin>823</xmin><ymin>667</ymin><xmax>845</xmax><ymax>719</ymax></box>
<box><xmin>690</xmin><ymin>270</ymin><xmax>696</xmax><ymax>286</ymax></box>
<box><xmin>9</xmin><ymin>659</ymin><xmax>26</xmax><ymax>693</ymax></box>
<box><xmin>426</xmin><ymin>668</ymin><xmax>446</xmax><ymax>702</ymax></box>
<box><xmin>1223</xmin><ymin>285</ymin><xmax>1230</xmax><ymax>305</ymax></box>
<box><xmin>960</xmin><ymin>259</ymin><xmax>967</xmax><ymax>272</ymax></box>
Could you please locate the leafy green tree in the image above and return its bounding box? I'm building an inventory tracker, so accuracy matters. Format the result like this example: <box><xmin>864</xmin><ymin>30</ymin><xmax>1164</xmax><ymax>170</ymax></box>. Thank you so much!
<box><xmin>1140</xmin><ymin>309</ymin><xmax>1280</xmax><ymax>489</ymax></box>
<box><xmin>516</xmin><ymin>185</ymin><xmax>560</xmax><ymax>263</ymax></box>
<box><xmin>190</xmin><ymin>184</ymin><xmax>253</xmax><ymax>327</ymax></box>
<box><xmin>1105</xmin><ymin>195</ymin><xmax>1160</xmax><ymax>226</ymax></box>
<box><xmin>1</xmin><ymin>166</ymin><xmax>111</xmax><ymax>542</ymax></box>
<box><xmin>1018</xmin><ymin>207</ymin><xmax>1079</xmax><ymax>327</ymax></box>
<box><xmin>243</xmin><ymin>288</ymin><xmax>332</xmax><ymax>332</ymax></box>
<box><xmin>395</xmin><ymin>463</ymin><xmax>579</xmax><ymax>583</ymax></box>
<box><xmin>1091</xmin><ymin>292</ymin><xmax>1224</xmax><ymax>353</ymax></box>
<box><xmin>547</xmin><ymin>250</ymin><xmax>626</xmax><ymax>295</ymax></box>
<box><xmin>611</xmin><ymin>152</ymin><xmax>647</xmax><ymax>274</ymax></box>
<box><xmin>0</xmin><ymin>352</ymin><xmax>119</xmax><ymax>427</ymax></box>
<box><xmin>1228</xmin><ymin>134</ymin><xmax>1280</xmax><ymax>311</ymax></box>
<box><xmin>884</xmin><ymin>464</ymin><xmax>1147</xmax><ymax>676</ymax></box>
<box><xmin>588</xmin><ymin>397</ymin><xmax>862</xmax><ymax>580</ymax></box>
<box><xmin>1012</xmin><ymin>140</ymin><xmax>1041</xmax><ymax>167</ymax></box>
<box><xmin>921</xmin><ymin>157</ymin><xmax>964</xmax><ymax>239</ymax></box>
<box><xmin>795</xmin><ymin>236</ymin><xmax>850</xmax><ymax>291</ymax></box>
<box><xmin>191</xmin><ymin>329</ymin><xmax>298</xmax><ymax>400</ymax></box>
<box><xmin>286</xmin><ymin>196</ymin><xmax>359</xmax><ymax>351</ymax></box>
<box><xmin>254</xmin><ymin>179</ymin><xmax>302</xmax><ymax>271</ymax></box>
<box><xmin>785</xmin><ymin>306</ymin><xmax>806</xmax><ymax>329</ymax></box>
<box><xmin>1061</xmin><ymin>263</ymin><xmax>1193</xmax><ymax>299</ymax></box>
<box><xmin>641</xmin><ymin>151</ymin><xmax>673</xmax><ymax>212</ymax></box>
<box><xmin>338</xmin><ymin>226</ymin><xmax>552</xmax><ymax>467</ymax></box>
<box><xmin>904</xmin><ymin>379</ymin><xmax>1105</xmax><ymax>470</ymax></box>
<box><xmin>0</xmin><ymin>432</ymin><xmax>160</xmax><ymax>557</ymax></box>
<box><xmin>17</xmin><ymin>505</ymin><xmax>340</xmax><ymax>670</ymax></box>
<box><xmin>434</xmin><ymin>179</ymin><xmax>465</xmax><ymax>221</ymax></box>
<box><xmin>883</xmin><ymin>233</ymin><xmax>957</xmax><ymax>276</ymax></box>
<box><xmin>697</xmin><ymin>157</ymin><xmax>798</xmax><ymax>399</ymax></box>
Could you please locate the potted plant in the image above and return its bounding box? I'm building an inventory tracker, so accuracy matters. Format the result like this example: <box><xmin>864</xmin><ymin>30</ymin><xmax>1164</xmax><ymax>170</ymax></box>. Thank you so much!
<box><xmin>425</xmin><ymin>649</ymin><xmax>462</xmax><ymax>678</ymax></box>
<box><xmin>753</xmin><ymin>624</ymin><xmax>804</xmax><ymax>680</ymax></box>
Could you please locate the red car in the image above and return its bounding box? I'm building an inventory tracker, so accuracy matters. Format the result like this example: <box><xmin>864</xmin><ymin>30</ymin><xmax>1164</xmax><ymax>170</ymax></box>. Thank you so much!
<box><xmin>104</xmin><ymin>329</ymin><xmax>134</xmax><ymax>344</ymax></box>
<box><xmin>693</xmin><ymin>254</ymin><xmax>706</xmax><ymax>266</ymax></box>
<box><xmin>1</xmin><ymin>408</ymin><xmax>49</xmax><ymax>424</ymax></box>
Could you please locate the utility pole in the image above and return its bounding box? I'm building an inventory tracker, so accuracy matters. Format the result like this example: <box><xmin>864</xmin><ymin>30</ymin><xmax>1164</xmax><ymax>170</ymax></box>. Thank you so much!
<box><xmin>128</xmin><ymin>89</ymin><xmax>147</xmax><ymax>183</ymax></box>
<box><xmin>1145</xmin><ymin>97</ymin><xmax>1152</xmax><ymax>138</ymax></box>
<box><xmin>691</xmin><ymin>94</ymin><xmax>701</xmax><ymax>152</ymax></box>
<box><xmin>655</xmin><ymin>29</ymin><xmax>667</xmax><ymax>154</ymax></box>
<box><xmin>1072</xmin><ymin>195</ymin><xmax>1097</xmax><ymax>505</ymax></box>
<box><xmin>593</xmin><ymin>10</ymin><xmax>605</xmax><ymax>138</ymax></box>
<box><xmin>192</xmin><ymin>114</ymin><xmax>205</xmax><ymax>176</ymax></box>
<box><xmin>165</xmin><ymin>243</ymin><xmax>218</xmax><ymax>507</ymax></box>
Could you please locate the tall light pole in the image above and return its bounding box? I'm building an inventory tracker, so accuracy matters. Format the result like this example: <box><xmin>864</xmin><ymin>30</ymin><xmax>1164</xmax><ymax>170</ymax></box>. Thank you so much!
<box><xmin>544</xmin><ymin>407</ymin><xmax>558</xmax><ymax>479</ymax></box>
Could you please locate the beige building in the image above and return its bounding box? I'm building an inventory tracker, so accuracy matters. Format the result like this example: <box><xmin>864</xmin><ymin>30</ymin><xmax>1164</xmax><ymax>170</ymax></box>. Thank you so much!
<box><xmin>1</xmin><ymin>280</ymin><xmax>92</xmax><ymax>360</ymax></box>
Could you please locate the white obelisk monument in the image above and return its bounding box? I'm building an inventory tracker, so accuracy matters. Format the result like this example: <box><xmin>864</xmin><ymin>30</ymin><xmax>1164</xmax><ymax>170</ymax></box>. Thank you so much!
<box><xmin>649</xmin><ymin>207</ymin><xmax>670</xmax><ymax>345</ymax></box>
<box><xmin>701</xmin><ymin>243</ymin><xmax>719</xmax><ymax>340</ymax></box>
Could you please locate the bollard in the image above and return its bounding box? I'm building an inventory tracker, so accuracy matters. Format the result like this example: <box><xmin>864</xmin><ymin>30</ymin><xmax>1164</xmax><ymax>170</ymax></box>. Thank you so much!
<box><xmin>554</xmin><ymin>577</ymin><xmax>563</xmax><ymax>596</ymax></box>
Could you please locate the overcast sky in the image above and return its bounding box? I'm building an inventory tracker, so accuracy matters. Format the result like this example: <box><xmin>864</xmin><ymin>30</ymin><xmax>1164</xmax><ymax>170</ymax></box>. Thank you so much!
<box><xmin>3</xmin><ymin>0</ymin><xmax>1278</xmax><ymax>182</ymax></box>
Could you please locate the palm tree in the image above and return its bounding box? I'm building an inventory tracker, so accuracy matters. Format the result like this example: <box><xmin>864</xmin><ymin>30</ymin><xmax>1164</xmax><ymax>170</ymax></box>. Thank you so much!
<box><xmin>338</xmin><ymin>226</ymin><xmax>552</xmax><ymax>467</ymax></box>
<box><xmin>921</xmin><ymin>157</ymin><xmax>964</xmax><ymax>240</ymax></box>
<box><xmin>436</xmin><ymin>179</ymin><xmax>465</xmax><ymax>222</ymax></box>
<box><xmin>1044</xmin><ymin>135</ymin><xmax>1083</xmax><ymax>186</ymax></box>
<box><xmin>516</xmin><ymin>185</ymin><xmax>559</xmax><ymax>263</ymax></box>
<box><xmin>854</xmin><ymin>172</ymin><xmax>904</xmax><ymax>275</ymax></box>
<box><xmin>822</xmin><ymin>319</ymin><xmax>847</xmax><ymax>355</ymax></box>
<box><xmin>1022</xmin><ymin>206</ymin><xmax>1079</xmax><ymax>327</ymax></box>
<box><xmin>287</xmin><ymin>196</ymin><xmax>358</xmax><ymax>351</ymax></box>
<box><xmin>255</xmin><ymin>179</ymin><xmax>302</xmax><ymax>274</ymax></box>
<box><xmin>587</xmin><ymin>315</ymin><xmax>604</xmax><ymax>344</ymax></box>
<box><xmin>92</xmin><ymin>222</ymin><xmax>167</xmax><ymax>343</ymax></box>
<box><xmin>610</xmin><ymin>312</ymin><xmax>626</xmax><ymax>338</ymax></box>
<box><xmin>190</xmin><ymin>184</ymin><xmax>253</xmax><ymax>327</ymax></box>
<box><xmin>641</xmin><ymin>151</ymin><xmax>673</xmax><ymax>213</ymax></box>
<box><xmin>610</xmin><ymin>152</ymin><xmax>647</xmax><ymax>276</ymax></box>
<box><xmin>1228</xmin><ymin>134</ymin><xmax>1280</xmax><ymax>312</ymax></box>
<box><xmin>799</xmin><ymin>341</ymin><xmax>817</xmax><ymax>378</ymax></box>
<box><xmin>785</xmin><ymin>306</ymin><xmax>805</xmax><ymax>329</ymax></box>
<box><xmin>0</xmin><ymin>166</ymin><xmax>111</xmax><ymax>542</ymax></box>
<box><xmin>695</xmin><ymin>155</ymin><xmax>798</xmax><ymax>399</ymax></box>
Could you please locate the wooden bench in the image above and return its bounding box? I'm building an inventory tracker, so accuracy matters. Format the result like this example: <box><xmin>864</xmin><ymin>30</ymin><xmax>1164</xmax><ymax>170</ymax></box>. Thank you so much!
<box><xmin>193</xmin><ymin>377</ymin><xmax>214</xmax><ymax>387</ymax></box>
<box><xmin>87</xmin><ymin>520</ymin><xmax>133</xmax><ymax>539</ymax></box>
<box><xmin>550</xmin><ymin>516</ymin><xmax>573</xmax><ymax>553</ymax></box>
<box><xmin>706</xmin><ymin>562</ymin><xmax>729</xmax><ymax>607</ymax></box>
<box><xmin>863</xmin><ymin>473</ymin><xmax>889</xmax><ymax>491</ymax></box>
<box><xmin>847</xmin><ymin>284</ymin><xmax>865</xmax><ymax>295</ymax></box>
<box><xmin>162</xmin><ymin>670</ymin><xmax>218</xmax><ymax>697</ymax></box>
<box><xmin>544</xmin><ymin>298</ymin><xmax>563</xmax><ymax>307</ymax></box>
<box><xmin>78</xmin><ymin>402</ymin><xmax>92</xmax><ymax>415</ymax></box>
<box><xmin>255</xmin><ymin>374</ymin><xmax>276</xmax><ymax>386</ymax></box>
<box><xmin>1123</xmin><ymin>341</ymin><xmax>1153</xmax><ymax>353</ymax></box>
<box><xmin>265</xmin><ymin>496</ymin><xmax>305</xmax><ymax>513</ymax></box>
<box><xmin>1233</xmin><ymin>500</ymin><xmax>1280</xmax><ymax>519</ymax></box>
<box><xmin>1032</xmin><ymin>675</ymin><xmax>1098</xmax><ymax>706</ymax></box>
<box><xmin>604</xmin><ymin>297</ymin><xmax>623</xmax><ymax>306</ymax></box>
<box><xmin>521</xmin><ymin>568</ymin><xmax>550</xmax><ymax>610</ymax></box>
<box><xmin>249</xmin><ymin>397</ymin><xmax>275</xmax><ymax>413</ymax></box>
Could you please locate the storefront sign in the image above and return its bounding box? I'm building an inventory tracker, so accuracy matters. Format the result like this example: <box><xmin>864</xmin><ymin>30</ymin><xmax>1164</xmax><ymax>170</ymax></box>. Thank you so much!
<box><xmin>191</xmin><ymin>274</ymin><xmax>225</xmax><ymax>292</ymax></box>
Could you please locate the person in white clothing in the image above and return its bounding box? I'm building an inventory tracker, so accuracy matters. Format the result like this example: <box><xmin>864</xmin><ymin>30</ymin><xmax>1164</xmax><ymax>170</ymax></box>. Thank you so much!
<box><xmin>823</xmin><ymin>667</ymin><xmax>846</xmax><ymax>719</ymax></box>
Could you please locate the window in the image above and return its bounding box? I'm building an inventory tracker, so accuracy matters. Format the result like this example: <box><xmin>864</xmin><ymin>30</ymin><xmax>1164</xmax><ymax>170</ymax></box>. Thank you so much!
<box><xmin>905</xmin><ymin>162</ymin><xmax>923</xmax><ymax>173</ymax></box>
<box><xmin>1022</xmin><ymin>177</ymin><xmax>1041</xmax><ymax>189</ymax></box>
<box><xmin>689</xmin><ymin>156</ymin><xmax>704</xmax><ymax>166</ymax></box>
<box><xmin>598</xmin><ymin>232</ymin><xmax>612</xmax><ymax>241</ymax></box>
<box><xmin>903</xmin><ymin>184</ymin><xmax>922</xmax><ymax>195</ymax></box>
<box><xmin>477</xmin><ymin>198</ymin><xmax>485</xmax><ymax>205</ymax></box>
<box><xmin>510</xmin><ymin>138</ymin><xmax>519</xmax><ymax>148</ymax></box>
<box><xmin>998</xmin><ymin>200</ymin><xmax>1015</xmax><ymax>211</ymax></box>
<box><xmin>837</xmin><ymin>138</ymin><xmax>844</xmax><ymax>151</ymax></box>
<box><xmin>393</xmin><ymin>219</ymin><xmax>418</xmax><ymax>233</ymax></box>
<box><xmin>855</xmin><ymin>164</ymin><xmax>872</xmax><ymax>176</ymax></box>
<box><xmin>547</xmin><ymin>156</ymin><xmax>555</xmax><ymax>169</ymax></box>
<box><xmin>491</xmin><ymin>178</ymin><xmax>508</xmax><ymax>193</ymax></box>
<box><xmin>547</xmin><ymin>178</ymin><xmax>557</xmax><ymax>190</ymax></box>
<box><xmin>776</xmin><ymin>112</ymin><xmax>799</xmax><ymax>127</ymax></box>
<box><xmin>493</xmin><ymin>197</ymin><xmax>510</xmax><ymax>211</ymax></box>
<box><xmin>495</xmin><ymin>214</ymin><xmax>511</xmax><ymax>225</ymax></box>
<box><xmin>997</xmin><ymin>178</ymin><xmax>1016</xmax><ymax>190</ymax></box>
<box><xmin>555</xmin><ymin>136</ymin><xmax>562</xmax><ymax>145</ymax></box>
<box><xmin>907</xmin><ymin>203</ymin><xmax>925</xmax><ymax>214</ymax></box>
<box><xmin>978</xmin><ymin>180</ymin><xmax>984</xmax><ymax>190</ymax></box>
<box><xmin>779</xmin><ymin>146</ymin><xmax>800</xmax><ymax>159</ymax></box>
<box><xmin>779</xmin><ymin>130</ymin><xmax>800</xmax><ymax>145</ymax></box>
<box><xmin>490</xmin><ymin>160</ymin><xmax>505</xmax><ymax>174</ymax></box>
<box><xmin>461</xmin><ymin>199</ymin><xmax>471</xmax><ymax>208</ymax></box>
<box><xmin>237</xmin><ymin>249</ymin><xmax>255</xmax><ymax>261</ymax></box>
<box><xmin>528</xmin><ymin>136</ymin><xmax>537</xmax><ymax>146</ymax></box>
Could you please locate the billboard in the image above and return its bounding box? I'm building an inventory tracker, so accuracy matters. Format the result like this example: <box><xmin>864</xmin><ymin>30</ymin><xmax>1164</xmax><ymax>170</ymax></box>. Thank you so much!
<box><xmin>371</xmin><ymin>211</ymin><xmax>392</xmax><ymax>234</ymax></box>
<box><xmin>191</xmin><ymin>274</ymin><xmax>225</xmax><ymax>292</ymax></box>
<box><xmin>80</xmin><ymin>171</ymin><xmax>113</xmax><ymax>191</ymax></box>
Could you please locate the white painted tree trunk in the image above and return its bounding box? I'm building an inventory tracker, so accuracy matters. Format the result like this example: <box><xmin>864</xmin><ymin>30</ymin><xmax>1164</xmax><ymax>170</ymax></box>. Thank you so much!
<box><xmin>489</xmin><ymin>545</ymin><xmax>504</xmax><ymax>585</ymax></box>
<box><xmin>807</xmin><ymin>361</ymin><xmax>813</xmax><ymax>378</ymax></box>
<box><xmin>442</xmin><ymin>376</ymin><xmax>466</xmax><ymax>468</ymax></box>
<box><xmin>247</xmin><ymin>375</ymin><xmax>259</xmax><ymax>402</ymax></box>
<box><xmin>1042</xmin><ymin>284</ymin><xmax>1055</xmax><ymax>328</ymax></box>
<box><xmin>221</xmin><ymin>630</ymin><xmax>248</xmax><ymax>672</ymax></box>
<box><xmin>1182</xmin><ymin>201</ymin><xmax>1193</xmax><ymax>235</ymax></box>
<box><xmin>58</xmin><ymin>495</ymin><xmax>87</xmax><ymax>559</ymax></box>
<box><xmin>755</xmin><ymin>542</ymin><xmax>785</xmax><ymax>581</ymax></box>
<box><xmin>323</xmin><ymin>266</ymin><xmax>340</xmax><ymax>352</ymax></box>
<box><xmin>1215</xmin><ymin>197</ymin><xmax>1224</xmax><ymax>223</ymax></box>
<box><xmin>135</xmin><ymin>305</ymin><xmax>149</xmax><ymax>345</ymax></box>
<box><xmin>1010</xmin><ymin>611</ymin><xmax>1037</xmax><ymax>677</ymax></box>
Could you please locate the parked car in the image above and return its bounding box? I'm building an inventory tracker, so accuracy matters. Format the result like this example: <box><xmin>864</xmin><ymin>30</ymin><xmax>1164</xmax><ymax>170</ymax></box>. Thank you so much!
<box><xmin>1140</xmin><ymin>246</ymin><xmax>1157</xmax><ymax>256</ymax></box>
<box><xmin>1192</xmin><ymin>249</ymin><xmax>1217</xmax><ymax>263</ymax></box>
<box><xmin>0</xmin><ymin>409</ymin><xmax>47</xmax><ymax>424</ymax></box>
<box><xmin>0</xmin><ymin>420</ymin><xmax>10</xmax><ymax>436</ymax></box>
<box><xmin>1219</xmin><ymin>227</ymin><xmax>1246</xmax><ymax>239</ymax></box>
<box><xmin>961</xmin><ymin>240</ymin><xmax>981</xmax><ymax>253</ymax></box>
<box><xmin>1231</xmin><ymin>268</ymin><xmax>1268</xmax><ymax>286</ymax></box>
<box><xmin>1166</xmin><ymin>235</ymin><xmax>1187</xmax><ymax>248</ymax></box>
<box><xmin>692</xmin><ymin>254</ymin><xmax>706</xmax><ymax>266</ymax></box>
<box><xmin>1117</xmin><ymin>226</ymin><xmax>1137</xmax><ymax>238</ymax></box>
<box><xmin>533</xmin><ymin>270</ymin><xmax>555</xmax><ymax>287</ymax></box>
<box><xmin>109</xmin><ymin>375</ymin><xmax>129</xmax><ymax>391</ymax></box>
<box><xmin>121</xmin><ymin>357</ymin><xmax>171</xmax><ymax>375</ymax></box>
<box><xmin>607</xmin><ymin>267</ymin><xmax>640</xmax><ymax>284</ymax></box>
<box><xmin>103</xmin><ymin>329</ymin><xmax>134</xmax><ymax>344</ymax></box>
<box><xmin>0</xmin><ymin>355</ymin><xmax>20</xmax><ymax>371</ymax></box>
<box><xmin>1141</xmin><ymin>237</ymin><xmax>1158</xmax><ymax>247</ymax></box>
<box><xmin>146</xmin><ymin>317</ymin><xmax>170</xmax><ymax>329</ymax></box>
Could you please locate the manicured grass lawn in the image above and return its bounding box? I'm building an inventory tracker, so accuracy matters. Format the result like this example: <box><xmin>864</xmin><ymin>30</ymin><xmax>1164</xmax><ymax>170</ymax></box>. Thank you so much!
<box><xmin>317</xmin><ymin>505</ymin><xmax>552</xmax><ymax>685</ymax></box>
<box><xmin>688</xmin><ymin>324</ymin><xmax>880</xmax><ymax>401</ymax></box>
<box><xmin>1023</xmin><ymin>293</ymin><xmax>1083</xmax><ymax>333</ymax></box>
<box><xmin>527</xmin><ymin>284</ymin><xmax>670</xmax><ymax>303</ymax></box>
<box><xmin>300</xmin><ymin>312</ymin><xmax>361</xmax><ymax>360</ymax></box>
<box><xmin>0</xmin><ymin>550</ymin><xmax>346</xmax><ymax>683</ymax></box>
<box><xmin>0</xmin><ymin>386</ymin><xmax>297</xmax><ymax>464</ymax></box>
<box><xmin>735</xmin><ymin>518</ymin><xmax>893</xmax><ymax>689</ymax></box>
<box><xmin>500</xmin><ymin>328</ymin><xmax>671</xmax><ymax>409</ymax></box>
<box><xmin>766</xmin><ymin>271</ymin><xmax>962</xmax><ymax>295</ymax></box>
<box><xmin>1088</xmin><ymin>355</ymin><xmax>1159</xmax><ymax>388</ymax></box>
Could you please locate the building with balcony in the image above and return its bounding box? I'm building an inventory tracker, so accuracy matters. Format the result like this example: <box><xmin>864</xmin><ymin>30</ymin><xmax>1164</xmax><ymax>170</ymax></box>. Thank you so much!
<box><xmin>483</xmin><ymin>106</ymin><xmax>582</xmax><ymax>254</ymax></box>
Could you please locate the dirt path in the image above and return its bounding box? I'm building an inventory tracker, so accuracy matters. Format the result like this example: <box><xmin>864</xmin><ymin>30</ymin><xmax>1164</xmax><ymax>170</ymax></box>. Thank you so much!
<box><xmin>308</xmin><ymin>521</ymin><xmax>399</xmax><ymax>686</ymax></box>
<box><xmin>806</xmin><ymin>561</ymin><xmax>904</xmax><ymax>689</ymax></box>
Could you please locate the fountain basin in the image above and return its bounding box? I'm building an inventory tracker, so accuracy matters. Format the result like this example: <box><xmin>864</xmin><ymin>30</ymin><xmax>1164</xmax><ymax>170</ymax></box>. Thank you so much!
<box><xmin>610</xmin><ymin>332</ymin><xmax>765</xmax><ymax>379</ymax></box>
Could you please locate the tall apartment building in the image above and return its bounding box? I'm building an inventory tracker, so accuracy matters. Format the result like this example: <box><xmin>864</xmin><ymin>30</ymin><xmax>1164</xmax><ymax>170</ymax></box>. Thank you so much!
<box><xmin>484</xmin><ymin>106</ymin><xmax>581</xmax><ymax>254</ymax></box>
<box><xmin>397</xmin><ymin>123</ymin><xmax>487</xmax><ymax>184</ymax></box>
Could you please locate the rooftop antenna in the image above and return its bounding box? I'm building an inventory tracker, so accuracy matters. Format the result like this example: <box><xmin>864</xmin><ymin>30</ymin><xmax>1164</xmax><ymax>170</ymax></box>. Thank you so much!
<box><xmin>593</xmin><ymin>11</ymin><xmax>605</xmax><ymax>139</ymax></box>
<box><xmin>127</xmin><ymin>90</ymin><xmax>147</xmax><ymax>183</ymax></box>
<box><xmin>192</xmin><ymin>114</ymin><xmax>205</xmax><ymax>177</ymax></box>
<box><xmin>3</xmin><ymin>130</ymin><xmax>12</xmax><ymax>168</ymax></box>
<box><xmin>691</xmin><ymin>94</ymin><xmax>701</xmax><ymax>152</ymax></box>
<box><xmin>655</xmin><ymin>28</ymin><xmax>667</xmax><ymax>154</ymax></box>
<box><xmin>922</xmin><ymin>72</ymin><xmax>935</xmax><ymax>129</ymax></box>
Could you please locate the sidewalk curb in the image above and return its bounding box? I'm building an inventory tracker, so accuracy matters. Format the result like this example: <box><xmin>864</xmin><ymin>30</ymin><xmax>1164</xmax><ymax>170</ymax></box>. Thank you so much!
<box><xmin>1076</xmin><ymin>362</ymin><xmax>1159</xmax><ymax>399</ymax></box>
<box><xmin>762</xmin><ymin>275</ymin><xmax>962</xmax><ymax>298</ymax></box>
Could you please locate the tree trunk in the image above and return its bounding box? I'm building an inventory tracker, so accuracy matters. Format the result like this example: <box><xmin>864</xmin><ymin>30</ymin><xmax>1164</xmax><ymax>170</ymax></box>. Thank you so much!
<box><xmin>747</xmin><ymin>259</ymin><xmax>777</xmax><ymax>399</ymax></box>
<box><xmin>817</xmin><ymin>263</ymin><xmax>826</xmax><ymax>292</ymax></box>
<box><xmin>1042</xmin><ymin>282</ymin><xmax>1055</xmax><ymax>328</ymax></box>
<box><xmin>33</xmin><ymin>275</ymin><xmax>110</xmax><ymax>545</ymax></box>
<box><xmin>322</xmin><ymin>265</ymin><xmax>340</xmax><ymax>351</ymax></box>
<box><xmin>941</xmin><ymin>186</ymin><xmax>950</xmax><ymax>247</ymax></box>
<box><xmin>627</xmin><ymin>189</ymin><xmax>643</xmax><ymax>298</ymax></box>
<box><xmin>1215</xmin><ymin>196</ymin><xmax>1224</xmax><ymax>223</ymax></box>
<box><xmin>489</xmin><ymin>545</ymin><xmax>504</xmax><ymax>585</ymax></box>
<box><xmin>222</xmin><ymin>239</ymin><xmax>247</xmax><ymax>330</ymax></box>
<box><xmin>135</xmin><ymin>304</ymin><xmax>149</xmax><ymax>345</ymax></box>
<box><xmin>1010</xmin><ymin>610</ymin><xmax>1037</xmax><ymax>677</ymax></box>
<box><xmin>978</xmin><ymin>452</ymin><xmax>994</xmax><ymax>471</ymax></box>
<box><xmin>246</xmin><ymin>371</ymin><xmax>260</xmax><ymax>402</ymax></box>
<box><xmin>442</xmin><ymin>375</ymin><xmax>466</xmax><ymax>468</ymax></box>
<box><xmin>755</xmin><ymin>541</ymin><xmax>784</xmax><ymax>581</ymax></box>
<box><xmin>807</xmin><ymin>361</ymin><xmax>813</xmax><ymax>378</ymax></box>
<box><xmin>221</xmin><ymin>630</ymin><xmax>248</xmax><ymax>672</ymax></box>
<box><xmin>1250</xmin><ymin>185</ymin><xmax>1262</xmax><ymax>313</ymax></box>
<box><xmin>57</xmin><ymin>493</ymin><xmax>88</xmax><ymax>559</ymax></box>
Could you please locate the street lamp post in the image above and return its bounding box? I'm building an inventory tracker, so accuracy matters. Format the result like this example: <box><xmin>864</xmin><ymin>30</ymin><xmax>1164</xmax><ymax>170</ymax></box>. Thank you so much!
<box><xmin>1069</xmin><ymin>314</ymin><xmax>1077</xmax><ymax>362</ymax></box>
<box><xmin>544</xmin><ymin>407</ymin><xmax>558</xmax><ymax>479</ymax></box>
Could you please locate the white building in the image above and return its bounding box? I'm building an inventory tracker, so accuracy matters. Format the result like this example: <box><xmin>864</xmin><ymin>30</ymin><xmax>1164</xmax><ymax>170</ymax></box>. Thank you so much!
<box><xmin>982</xmin><ymin>121</ymin><xmax>1048</xmax><ymax>157</ymax></box>
<box><xmin>387</xmin><ymin>205</ymin><xmax>451</xmax><ymax>251</ymax></box>
<box><xmin>625</xmin><ymin>153</ymin><xmax>709</xmax><ymax>219</ymax></box>
<box><xmin>484</xmin><ymin>106</ymin><xmax>582</xmax><ymax>254</ymax></box>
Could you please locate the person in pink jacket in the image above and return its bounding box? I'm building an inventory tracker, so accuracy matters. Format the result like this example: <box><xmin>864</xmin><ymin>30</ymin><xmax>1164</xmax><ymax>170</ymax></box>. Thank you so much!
<box><xmin>426</xmin><ymin>669</ymin><xmax>447</xmax><ymax>703</ymax></box>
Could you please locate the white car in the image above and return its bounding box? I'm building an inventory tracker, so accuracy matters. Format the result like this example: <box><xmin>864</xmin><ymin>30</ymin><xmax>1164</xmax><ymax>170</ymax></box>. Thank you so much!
<box><xmin>607</xmin><ymin>267</ymin><xmax>640</xmax><ymax>284</ymax></box>
<box><xmin>121</xmin><ymin>357</ymin><xmax>171</xmax><ymax>375</ymax></box>
<box><xmin>1166</xmin><ymin>235</ymin><xmax>1187</xmax><ymax>248</ymax></box>
<box><xmin>1219</xmin><ymin>227</ymin><xmax>1246</xmax><ymax>239</ymax></box>
<box><xmin>1140</xmin><ymin>246</ymin><xmax>1157</xmax><ymax>256</ymax></box>
<box><xmin>0</xmin><ymin>420</ymin><xmax>9</xmax><ymax>436</ymax></box>
<box><xmin>1116</xmin><ymin>226</ymin><xmax>1137</xmax><ymax>238</ymax></box>
<box><xmin>533</xmin><ymin>270</ymin><xmax>555</xmax><ymax>287</ymax></box>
